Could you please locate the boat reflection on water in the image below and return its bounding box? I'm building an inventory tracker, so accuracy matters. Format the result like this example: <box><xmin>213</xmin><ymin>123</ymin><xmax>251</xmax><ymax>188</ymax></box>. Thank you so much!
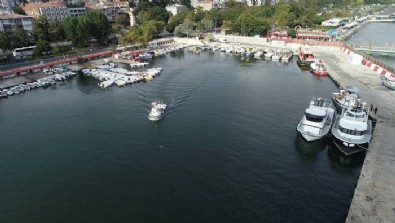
<box><xmin>327</xmin><ymin>142</ymin><xmax>366</xmax><ymax>167</ymax></box>
<box><xmin>294</xmin><ymin>134</ymin><xmax>328</xmax><ymax>161</ymax></box>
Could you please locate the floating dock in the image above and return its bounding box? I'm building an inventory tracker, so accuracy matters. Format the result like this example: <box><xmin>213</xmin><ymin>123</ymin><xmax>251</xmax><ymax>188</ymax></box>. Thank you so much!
<box><xmin>313</xmin><ymin>46</ymin><xmax>395</xmax><ymax>223</ymax></box>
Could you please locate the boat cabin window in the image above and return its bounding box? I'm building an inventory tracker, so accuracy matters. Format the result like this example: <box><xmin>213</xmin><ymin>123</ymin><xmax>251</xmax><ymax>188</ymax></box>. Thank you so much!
<box><xmin>338</xmin><ymin>126</ymin><xmax>366</xmax><ymax>135</ymax></box>
<box><xmin>305</xmin><ymin>113</ymin><xmax>325</xmax><ymax>122</ymax></box>
<box><xmin>346</xmin><ymin>111</ymin><xmax>365</xmax><ymax>118</ymax></box>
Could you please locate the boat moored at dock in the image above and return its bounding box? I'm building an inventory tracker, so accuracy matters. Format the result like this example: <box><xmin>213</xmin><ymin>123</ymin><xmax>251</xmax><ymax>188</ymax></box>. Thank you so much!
<box><xmin>332</xmin><ymin>86</ymin><xmax>362</xmax><ymax>110</ymax></box>
<box><xmin>297</xmin><ymin>48</ymin><xmax>316</xmax><ymax>68</ymax></box>
<box><xmin>297</xmin><ymin>98</ymin><xmax>335</xmax><ymax>142</ymax></box>
<box><xmin>331</xmin><ymin>104</ymin><xmax>372</xmax><ymax>156</ymax></box>
<box><xmin>310</xmin><ymin>59</ymin><xmax>329</xmax><ymax>76</ymax></box>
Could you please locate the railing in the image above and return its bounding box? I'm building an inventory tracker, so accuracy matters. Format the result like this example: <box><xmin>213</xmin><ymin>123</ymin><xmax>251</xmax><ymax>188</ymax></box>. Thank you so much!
<box><xmin>343</xmin><ymin>43</ymin><xmax>395</xmax><ymax>74</ymax></box>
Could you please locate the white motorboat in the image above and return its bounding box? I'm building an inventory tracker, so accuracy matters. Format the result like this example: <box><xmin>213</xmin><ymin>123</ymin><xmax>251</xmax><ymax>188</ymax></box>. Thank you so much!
<box><xmin>98</xmin><ymin>80</ymin><xmax>114</xmax><ymax>89</ymax></box>
<box><xmin>331</xmin><ymin>103</ymin><xmax>372</xmax><ymax>155</ymax></box>
<box><xmin>297</xmin><ymin>98</ymin><xmax>335</xmax><ymax>142</ymax></box>
<box><xmin>271</xmin><ymin>51</ymin><xmax>282</xmax><ymax>61</ymax></box>
<box><xmin>382</xmin><ymin>73</ymin><xmax>395</xmax><ymax>90</ymax></box>
<box><xmin>264</xmin><ymin>51</ymin><xmax>273</xmax><ymax>60</ymax></box>
<box><xmin>254</xmin><ymin>50</ymin><xmax>264</xmax><ymax>58</ymax></box>
<box><xmin>282</xmin><ymin>50</ymin><xmax>293</xmax><ymax>62</ymax></box>
<box><xmin>148</xmin><ymin>101</ymin><xmax>166</xmax><ymax>121</ymax></box>
<box><xmin>332</xmin><ymin>86</ymin><xmax>361</xmax><ymax>110</ymax></box>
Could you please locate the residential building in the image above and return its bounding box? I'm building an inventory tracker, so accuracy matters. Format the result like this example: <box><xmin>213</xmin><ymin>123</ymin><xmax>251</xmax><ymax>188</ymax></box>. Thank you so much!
<box><xmin>21</xmin><ymin>2</ymin><xmax>69</xmax><ymax>22</ymax></box>
<box><xmin>191</xmin><ymin>0</ymin><xmax>224</xmax><ymax>11</ymax></box>
<box><xmin>86</xmin><ymin>0</ymin><xmax>128</xmax><ymax>22</ymax></box>
<box><xmin>67</xmin><ymin>4</ymin><xmax>86</xmax><ymax>17</ymax></box>
<box><xmin>0</xmin><ymin>12</ymin><xmax>34</xmax><ymax>32</ymax></box>
<box><xmin>165</xmin><ymin>4</ymin><xmax>188</xmax><ymax>16</ymax></box>
<box><xmin>1</xmin><ymin>0</ymin><xmax>22</xmax><ymax>12</ymax></box>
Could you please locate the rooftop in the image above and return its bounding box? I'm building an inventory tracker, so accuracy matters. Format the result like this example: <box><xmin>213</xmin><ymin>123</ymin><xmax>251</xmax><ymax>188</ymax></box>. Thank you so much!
<box><xmin>0</xmin><ymin>12</ymin><xmax>33</xmax><ymax>19</ymax></box>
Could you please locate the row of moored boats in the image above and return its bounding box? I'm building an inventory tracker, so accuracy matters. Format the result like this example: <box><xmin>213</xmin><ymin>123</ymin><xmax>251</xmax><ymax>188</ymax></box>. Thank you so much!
<box><xmin>81</xmin><ymin>66</ymin><xmax>162</xmax><ymax>89</ymax></box>
<box><xmin>0</xmin><ymin>69</ymin><xmax>76</xmax><ymax>99</ymax></box>
<box><xmin>297</xmin><ymin>86</ymin><xmax>373</xmax><ymax>156</ymax></box>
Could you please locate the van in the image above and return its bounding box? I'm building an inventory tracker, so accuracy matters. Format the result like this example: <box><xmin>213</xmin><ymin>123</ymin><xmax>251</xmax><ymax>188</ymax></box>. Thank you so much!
<box><xmin>218</xmin><ymin>38</ymin><xmax>228</xmax><ymax>43</ymax></box>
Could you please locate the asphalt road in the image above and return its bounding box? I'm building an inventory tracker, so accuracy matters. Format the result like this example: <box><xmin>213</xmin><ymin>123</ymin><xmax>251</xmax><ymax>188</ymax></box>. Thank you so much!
<box><xmin>0</xmin><ymin>47</ymin><xmax>110</xmax><ymax>71</ymax></box>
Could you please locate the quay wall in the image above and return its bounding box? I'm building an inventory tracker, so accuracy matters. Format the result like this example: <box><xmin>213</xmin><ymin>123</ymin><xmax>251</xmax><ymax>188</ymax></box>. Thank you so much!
<box><xmin>313</xmin><ymin>47</ymin><xmax>395</xmax><ymax>223</ymax></box>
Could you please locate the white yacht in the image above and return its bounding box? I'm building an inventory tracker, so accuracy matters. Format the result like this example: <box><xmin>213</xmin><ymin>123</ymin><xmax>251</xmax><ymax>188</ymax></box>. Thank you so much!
<box><xmin>331</xmin><ymin>104</ymin><xmax>372</xmax><ymax>155</ymax></box>
<box><xmin>382</xmin><ymin>73</ymin><xmax>395</xmax><ymax>90</ymax></box>
<box><xmin>297</xmin><ymin>98</ymin><xmax>335</xmax><ymax>142</ymax></box>
<box><xmin>332</xmin><ymin>86</ymin><xmax>361</xmax><ymax>110</ymax></box>
<box><xmin>148</xmin><ymin>101</ymin><xmax>167</xmax><ymax>121</ymax></box>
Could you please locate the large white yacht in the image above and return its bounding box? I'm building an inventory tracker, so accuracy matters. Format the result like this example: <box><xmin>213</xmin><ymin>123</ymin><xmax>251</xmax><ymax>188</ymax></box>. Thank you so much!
<box><xmin>148</xmin><ymin>101</ymin><xmax>167</xmax><ymax>121</ymax></box>
<box><xmin>297</xmin><ymin>98</ymin><xmax>335</xmax><ymax>142</ymax></box>
<box><xmin>331</xmin><ymin>104</ymin><xmax>372</xmax><ymax>155</ymax></box>
<box><xmin>332</xmin><ymin>86</ymin><xmax>361</xmax><ymax>110</ymax></box>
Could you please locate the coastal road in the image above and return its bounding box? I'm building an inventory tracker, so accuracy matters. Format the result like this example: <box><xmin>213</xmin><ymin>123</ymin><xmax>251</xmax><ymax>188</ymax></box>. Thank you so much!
<box><xmin>0</xmin><ymin>47</ymin><xmax>109</xmax><ymax>71</ymax></box>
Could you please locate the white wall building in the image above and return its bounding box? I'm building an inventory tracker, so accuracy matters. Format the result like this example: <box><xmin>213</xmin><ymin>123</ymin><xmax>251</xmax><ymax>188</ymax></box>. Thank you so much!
<box><xmin>22</xmin><ymin>2</ymin><xmax>69</xmax><ymax>22</ymax></box>
<box><xmin>0</xmin><ymin>12</ymin><xmax>34</xmax><ymax>32</ymax></box>
<box><xmin>165</xmin><ymin>4</ymin><xmax>188</xmax><ymax>16</ymax></box>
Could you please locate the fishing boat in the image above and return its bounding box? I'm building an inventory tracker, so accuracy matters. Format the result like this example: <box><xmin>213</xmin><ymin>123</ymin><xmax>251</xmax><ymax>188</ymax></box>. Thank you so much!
<box><xmin>296</xmin><ymin>98</ymin><xmax>335</xmax><ymax>142</ymax></box>
<box><xmin>148</xmin><ymin>101</ymin><xmax>166</xmax><ymax>121</ymax></box>
<box><xmin>310</xmin><ymin>59</ymin><xmax>329</xmax><ymax>76</ymax></box>
<box><xmin>332</xmin><ymin>86</ymin><xmax>361</xmax><ymax>110</ymax></box>
<box><xmin>297</xmin><ymin>48</ymin><xmax>316</xmax><ymax>68</ymax></box>
<box><xmin>331</xmin><ymin>103</ymin><xmax>372</xmax><ymax>155</ymax></box>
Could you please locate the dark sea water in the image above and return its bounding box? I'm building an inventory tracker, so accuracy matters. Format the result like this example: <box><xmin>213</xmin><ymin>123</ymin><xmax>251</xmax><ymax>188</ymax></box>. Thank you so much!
<box><xmin>0</xmin><ymin>51</ymin><xmax>361</xmax><ymax>223</ymax></box>
<box><xmin>348</xmin><ymin>22</ymin><xmax>395</xmax><ymax>67</ymax></box>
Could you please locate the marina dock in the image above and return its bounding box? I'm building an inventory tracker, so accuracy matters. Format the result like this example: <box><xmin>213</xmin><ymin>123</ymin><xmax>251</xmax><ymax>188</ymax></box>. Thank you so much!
<box><xmin>313</xmin><ymin>46</ymin><xmax>395</xmax><ymax>223</ymax></box>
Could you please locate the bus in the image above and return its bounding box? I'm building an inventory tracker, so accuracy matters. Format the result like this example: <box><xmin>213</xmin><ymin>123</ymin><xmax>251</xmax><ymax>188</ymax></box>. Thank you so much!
<box><xmin>13</xmin><ymin>46</ymin><xmax>37</xmax><ymax>59</ymax></box>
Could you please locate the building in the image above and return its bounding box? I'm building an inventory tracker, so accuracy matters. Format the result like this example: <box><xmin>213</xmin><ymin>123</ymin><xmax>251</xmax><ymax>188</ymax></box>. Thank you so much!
<box><xmin>245</xmin><ymin>0</ymin><xmax>263</xmax><ymax>6</ymax></box>
<box><xmin>0</xmin><ymin>12</ymin><xmax>34</xmax><ymax>32</ymax></box>
<box><xmin>21</xmin><ymin>2</ymin><xmax>69</xmax><ymax>22</ymax></box>
<box><xmin>67</xmin><ymin>4</ymin><xmax>86</xmax><ymax>17</ymax></box>
<box><xmin>165</xmin><ymin>4</ymin><xmax>188</xmax><ymax>16</ymax></box>
<box><xmin>86</xmin><ymin>0</ymin><xmax>128</xmax><ymax>22</ymax></box>
<box><xmin>1</xmin><ymin>0</ymin><xmax>22</xmax><ymax>12</ymax></box>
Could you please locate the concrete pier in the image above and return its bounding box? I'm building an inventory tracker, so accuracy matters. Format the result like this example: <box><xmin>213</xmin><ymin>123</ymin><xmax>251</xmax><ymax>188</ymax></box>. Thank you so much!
<box><xmin>312</xmin><ymin>46</ymin><xmax>395</xmax><ymax>223</ymax></box>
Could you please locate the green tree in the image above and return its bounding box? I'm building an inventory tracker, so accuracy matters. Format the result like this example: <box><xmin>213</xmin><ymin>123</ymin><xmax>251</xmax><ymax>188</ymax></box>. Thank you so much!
<box><xmin>13</xmin><ymin>28</ymin><xmax>31</xmax><ymax>47</ymax></box>
<box><xmin>115</xmin><ymin>14</ymin><xmax>129</xmax><ymax>27</ymax></box>
<box><xmin>63</xmin><ymin>16</ymin><xmax>79</xmax><ymax>45</ymax></box>
<box><xmin>0</xmin><ymin>32</ymin><xmax>12</xmax><ymax>52</ymax></box>
<box><xmin>179</xmin><ymin>0</ymin><xmax>191</xmax><ymax>8</ymax></box>
<box><xmin>12</xmin><ymin>6</ymin><xmax>26</xmax><ymax>15</ymax></box>
<box><xmin>166</xmin><ymin>12</ymin><xmax>187</xmax><ymax>32</ymax></box>
<box><xmin>34</xmin><ymin>39</ymin><xmax>51</xmax><ymax>56</ymax></box>
<box><xmin>48</xmin><ymin>21</ymin><xmax>65</xmax><ymax>42</ymax></box>
<box><xmin>32</xmin><ymin>16</ymin><xmax>50</xmax><ymax>41</ymax></box>
<box><xmin>287</xmin><ymin>29</ymin><xmax>297</xmax><ymax>38</ymax></box>
<box><xmin>85</xmin><ymin>11</ymin><xmax>111</xmax><ymax>44</ymax></box>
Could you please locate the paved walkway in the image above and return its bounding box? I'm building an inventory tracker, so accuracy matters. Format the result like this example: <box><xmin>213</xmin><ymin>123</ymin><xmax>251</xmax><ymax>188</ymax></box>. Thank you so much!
<box><xmin>312</xmin><ymin>46</ymin><xmax>395</xmax><ymax>223</ymax></box>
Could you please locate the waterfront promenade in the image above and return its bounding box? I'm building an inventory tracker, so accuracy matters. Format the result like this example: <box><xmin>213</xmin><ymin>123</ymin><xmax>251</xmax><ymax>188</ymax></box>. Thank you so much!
<box><xmin>312</xmin><ymin>46</ymin><xmax>395</xmax><ymax>223</ymax></box>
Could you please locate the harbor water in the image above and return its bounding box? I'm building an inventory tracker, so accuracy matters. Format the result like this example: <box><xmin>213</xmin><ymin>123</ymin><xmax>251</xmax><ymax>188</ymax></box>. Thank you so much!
<box><xmin>1</xmin><ymin>51</ymin><xmax>360</xmax><ymax>222</ymax></box>
<box><xmin>348</xmin><ymin>22</ymin><xmax>395</xmax><ymax>67</ymax></box>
